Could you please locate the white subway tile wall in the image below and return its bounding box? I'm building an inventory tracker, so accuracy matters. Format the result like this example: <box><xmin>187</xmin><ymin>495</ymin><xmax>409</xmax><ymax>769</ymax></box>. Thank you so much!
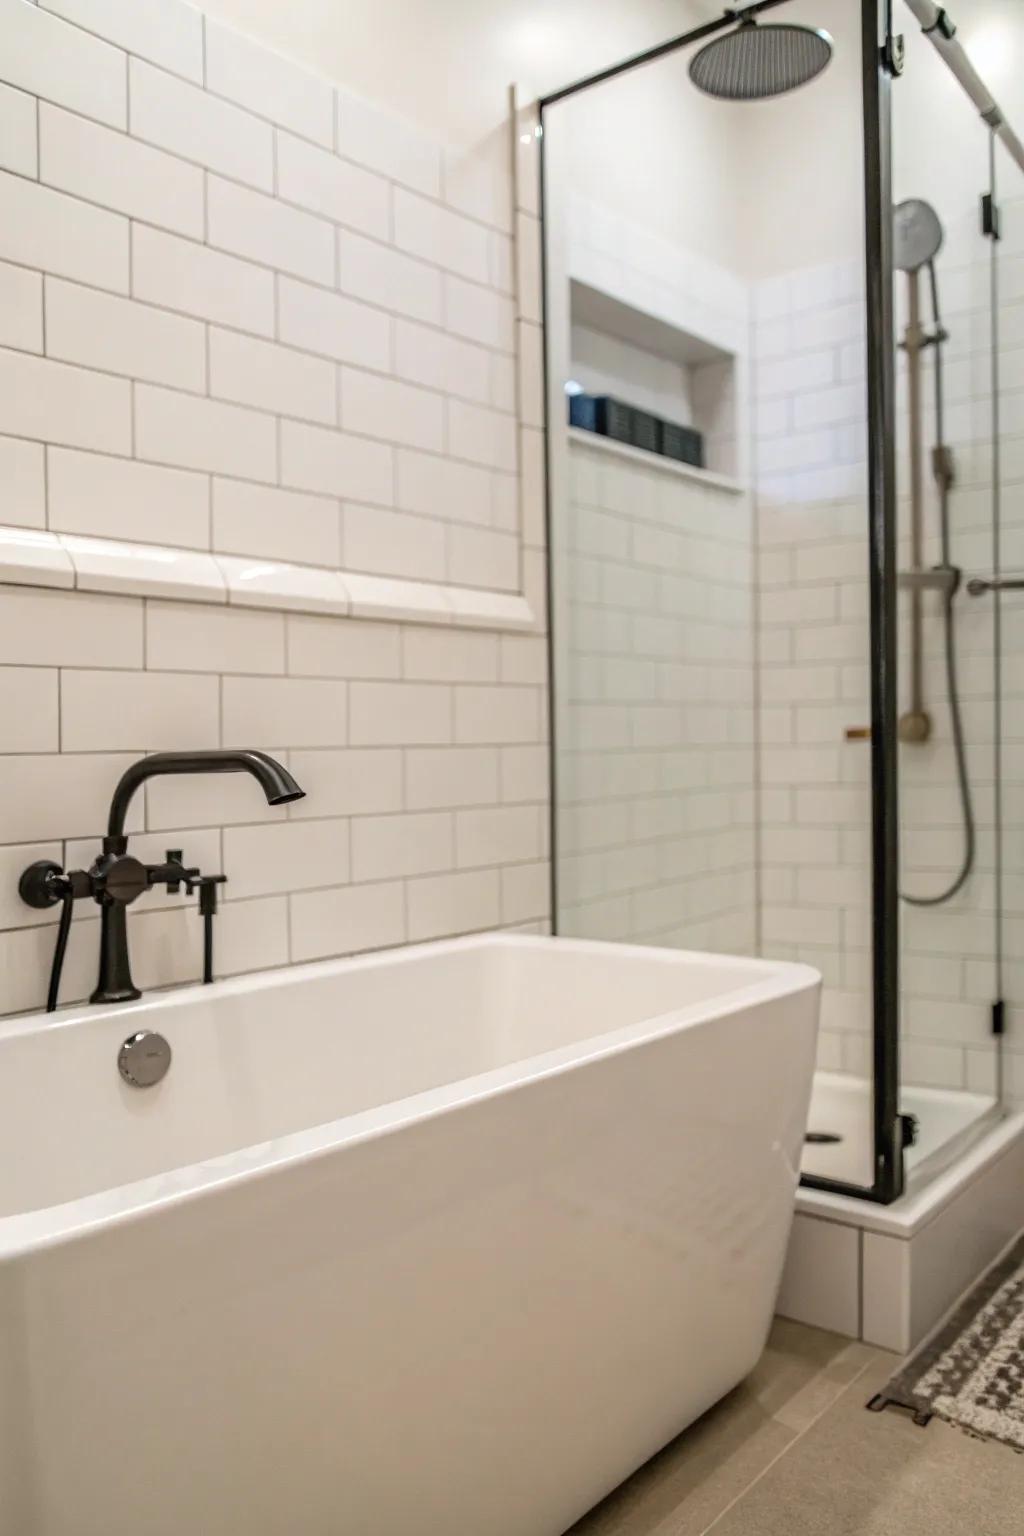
<box><xmin>45</xmin><ymin>279</ymin><xmax>207</xmax><ymax>391</ymax></box>
<box><xmin>0</xmin><ymin>79</ymin><xmax>38</xmax><ymax>178</ymax></box>
<box><xmin>39</xmin><ymin>101</ymin><xmax>206</xmax><ymax>237</ymax></box>
<box><xmin>38</xmin><ymin>0</ymin><xmax>205</xmax><ymax>81</ymax></box>
<box><xmin>0</xmin><ymin>169</ymin><xmax>131</xmax><ymax>292</ymax></box>
<box><xmin>0</xmin><ymin>0</ymin><xmax>549</xmax><ymax>1014</ymax></box>
<box><xmin>2</xmin><ymin>0</ymin><xmax>128</xmax><ymax>127</ymax></box>
<box><xmin>0</xmin><ymin>435</ymin><xmax>46</xmax><ymax>527</ymax></box>
<box><xmin>0</xmin><ymin>260</ymin><xmax>43</xmax><ymax>353</ymax></box>
<box><xmin>0</xmin><ymin>0</ymin><xmax>530</xmax><ymax>593</ymax></box>
<box><xmin>559</xmin><ymin>444</ymin><xmax>757</xmax><ymax>955</ymax></box>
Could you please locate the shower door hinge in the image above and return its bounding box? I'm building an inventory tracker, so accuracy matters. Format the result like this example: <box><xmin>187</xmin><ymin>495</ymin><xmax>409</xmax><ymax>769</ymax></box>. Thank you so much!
<box><xmin>882</xmin><ymin>32</ymin><xmax>905</xmax><ymax>77</ymax></box>
<box><xmin>982</xmin><ymin>193</ymin><xmax>1002</xmax><ymax>241</ymax></box>
<box><xmin>992</xmin><ymin>999</ymin><xmax>1006</xmax><ymax>1037</ymax></box>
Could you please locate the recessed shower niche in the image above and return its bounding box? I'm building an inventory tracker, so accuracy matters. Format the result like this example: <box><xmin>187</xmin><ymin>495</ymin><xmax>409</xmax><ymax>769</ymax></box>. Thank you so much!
<box><xmin>568</xmin><ymin>280</ymin><xmax>742</xmax><ymax>484</ymax></box>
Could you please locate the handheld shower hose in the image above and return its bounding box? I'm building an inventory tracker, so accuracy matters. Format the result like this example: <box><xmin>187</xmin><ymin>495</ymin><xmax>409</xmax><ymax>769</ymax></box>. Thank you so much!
<box><xmin>901</xmin><ymin>257</ymin><xmax>976</xmax><ymax>908</ymax></box>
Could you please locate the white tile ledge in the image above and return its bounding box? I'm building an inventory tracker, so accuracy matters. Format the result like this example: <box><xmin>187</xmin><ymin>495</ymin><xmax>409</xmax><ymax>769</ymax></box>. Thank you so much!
<box><xmin>0</xmin><ymin>527</ymin><xmax>538</xmax><ymax>632</ymax></box>
<box><xmin>568</xmin><ymin>426</ymin><xmax>745</xmax><ymax>495</ymax></box>
<box><xmin>0</xmin><ymin>527</ymin><xmax>75</xmax><ymax>589</ymax></box>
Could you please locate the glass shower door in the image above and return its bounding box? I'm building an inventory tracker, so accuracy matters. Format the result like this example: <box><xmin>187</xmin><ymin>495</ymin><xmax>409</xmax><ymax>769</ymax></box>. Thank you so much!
<box><xmin>542</xmin><ymin>0</ymin><xmax>883</xmax><ymax>1198</ymax></box>
<box><xmin>989</xmin><ymin>127</ymin><xmax>1023</xmax><ymax>1114</ymax></box>
<box><xmin>892</xmin><ymin>20</ymin><xmax>1007</xmax><ymax>1177</ymax></box>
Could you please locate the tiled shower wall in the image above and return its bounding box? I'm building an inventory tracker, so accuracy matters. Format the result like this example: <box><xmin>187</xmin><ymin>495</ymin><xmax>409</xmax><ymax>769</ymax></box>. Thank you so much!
<box><xmin>754</xmin><ymin>203</ymin><xmax>1024</xmax><ymax>1101</ymax></box>
<box><xmin>556</xmin><ymin>198</ymin><xmax>757</xmax><ymax>956</ymax></box>
<box><xmin>559</xmin><ymin>439</ymin><xmax>756</xmax><ymax>953</ymax></box>
<box><xmin>0</xmin><ymin>0</ymin><xmax>550</xmax><ymax>1014</ymax></box>
<box><xmin>753</xmin><ymin>254</ymin><xmax>873</xmax><ymax>1071</ymax></box>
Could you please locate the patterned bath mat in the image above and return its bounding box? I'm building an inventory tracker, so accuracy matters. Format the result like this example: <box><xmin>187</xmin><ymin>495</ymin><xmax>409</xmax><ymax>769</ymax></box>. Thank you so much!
<box><xmin>872</xmin><ymin>1234</ymin><xmax>1024</xmax><ymax>1452</ymax></box>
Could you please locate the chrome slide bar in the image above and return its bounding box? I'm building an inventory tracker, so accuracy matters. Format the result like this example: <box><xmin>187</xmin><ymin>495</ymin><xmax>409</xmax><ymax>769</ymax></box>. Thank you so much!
<box><xmin>902</xmin><ymin>0</ymin><xmax>1024</xmax><ymax>177</ymax></box>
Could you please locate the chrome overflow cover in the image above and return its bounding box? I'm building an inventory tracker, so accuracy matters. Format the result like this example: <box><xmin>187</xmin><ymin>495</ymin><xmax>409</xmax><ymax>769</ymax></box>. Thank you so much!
<box><xmin>118</xmin><ymin>1030</ymin><xmax>172</xmax><ymax>1088</ymax></box>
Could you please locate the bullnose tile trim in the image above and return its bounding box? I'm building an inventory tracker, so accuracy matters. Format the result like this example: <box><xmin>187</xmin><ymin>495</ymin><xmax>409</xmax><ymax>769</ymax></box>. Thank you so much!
<box><xmin>0</xmin><ymin>527</ymin><xmax>76</xmax><ymax>588</ymax></box>
<box><xmin>0</xmin><ymin>524</ymin><xmax>537</xmax><ymax>632</ymax></box>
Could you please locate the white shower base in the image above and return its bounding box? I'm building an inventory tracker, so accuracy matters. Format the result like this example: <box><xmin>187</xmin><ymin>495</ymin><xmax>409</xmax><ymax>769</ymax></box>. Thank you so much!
<box><xmin>801</xmin><ymin>1072</ymin><xmax>997</xmax><ymax>1188</ymax></box>
<box><xmin>780</xmin><ymin>1088</ymin><xmax>1024</xmax><ymax>1354</ymax></box>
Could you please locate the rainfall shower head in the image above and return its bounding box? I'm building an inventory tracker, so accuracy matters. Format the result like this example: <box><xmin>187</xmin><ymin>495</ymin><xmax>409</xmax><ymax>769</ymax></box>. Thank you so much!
<box><xmin>688</xmin><ymin>14</ymin><xmax>833</xmax><ymax>102</ymax></box>
<box><xmin>893</xmin><ymin>198</ymin><xmax>944</xmax><ymax>273</ymax></box>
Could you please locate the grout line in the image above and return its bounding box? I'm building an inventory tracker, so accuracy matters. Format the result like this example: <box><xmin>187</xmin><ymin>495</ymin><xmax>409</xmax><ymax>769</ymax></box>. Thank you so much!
<box><xmin>699</xmin><ymin>1351</ymin><xmax>882</xmax><ymax>1535</ymax></box>
<box><xmin>36</xmin><ymin>9</ymin><xmax>495</xmax><ymax>230</ymax></box>
<box><xmin>0</xmin><ymin>226</ymin><xmax>517</xmax><ymax>374</ymax></box>
<box><xmin>18</xmin><ymin>73</ymin><xmax>515</xmax><ymax>284</ymax></box>
<box><xmin>6</xmin><ymin>185</ymin><xmax>515</xmax><ymax>352</ymax></box>
<box><xmin>42</xmin><ymin>440</ymin><xmax>50</xmax><ymax>530</ymax></box>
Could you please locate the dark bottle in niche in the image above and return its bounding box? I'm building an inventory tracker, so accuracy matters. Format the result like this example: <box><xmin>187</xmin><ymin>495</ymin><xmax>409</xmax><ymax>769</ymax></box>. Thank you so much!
<box><xmin>660</xmin><ymin>419</ymin><xmax>705</xmax><ymax>469</ymax></box>
<box><xmin>568</xmin><ymin>392</ymin><xmax>705</xmax><ymax>469</ymax></box>
<box><xmin>630</xmin><ymin>406</ymin><xmax>660</xmax><ymax>455</ymax></box>
<box><xmin>568</xmin><ymin>392</ymin><xmax>598</xmax><ymax>433</ymax></box>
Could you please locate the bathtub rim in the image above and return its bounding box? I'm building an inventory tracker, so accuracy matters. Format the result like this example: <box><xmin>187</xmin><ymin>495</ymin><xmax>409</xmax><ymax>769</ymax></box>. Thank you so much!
<box><xmin>0</xmin><ymin>933</ymin><xmax>820</xmax><ymax>1261</ymax></box>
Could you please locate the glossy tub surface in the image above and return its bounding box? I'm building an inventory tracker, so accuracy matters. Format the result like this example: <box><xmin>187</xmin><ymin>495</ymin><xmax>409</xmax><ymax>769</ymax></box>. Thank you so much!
<box><xmin>0</xmin><ymin>934</ymin><xmax>820</xmax><ymax>1536</ymax></box>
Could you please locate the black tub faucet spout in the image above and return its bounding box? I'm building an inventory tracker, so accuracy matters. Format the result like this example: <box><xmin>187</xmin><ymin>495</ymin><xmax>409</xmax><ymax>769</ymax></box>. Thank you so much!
<box><xmin>19</xmin><ymin>751</ymin><xmax>305</xmax><ymax>1011</ymax></box>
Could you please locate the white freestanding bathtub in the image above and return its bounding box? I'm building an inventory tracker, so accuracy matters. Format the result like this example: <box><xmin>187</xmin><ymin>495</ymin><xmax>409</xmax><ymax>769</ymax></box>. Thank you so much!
<box><xmin>0</xmin><ymin>934</ymin><xmax>819</xmax><ymax>1536</ymax></box>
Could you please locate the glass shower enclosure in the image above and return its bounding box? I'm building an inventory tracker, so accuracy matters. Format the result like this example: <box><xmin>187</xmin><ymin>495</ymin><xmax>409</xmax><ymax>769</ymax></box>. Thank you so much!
<box><xmin>540</xmin><ymin>0</ymin><xmax>1023</xmax><ymax>1202</ymax></box>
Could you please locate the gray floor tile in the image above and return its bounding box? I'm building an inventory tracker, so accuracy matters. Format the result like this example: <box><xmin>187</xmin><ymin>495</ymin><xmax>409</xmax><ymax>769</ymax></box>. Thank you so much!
<box><xmin>567</xmin><ymin>1321</ymin><xmax>881</xmax><ymax>1536</ymax></box>
<box><xmin>707</xmin><ymin>1353</ymin><xmax>1024</xmax><ymax>1536</ymax></box>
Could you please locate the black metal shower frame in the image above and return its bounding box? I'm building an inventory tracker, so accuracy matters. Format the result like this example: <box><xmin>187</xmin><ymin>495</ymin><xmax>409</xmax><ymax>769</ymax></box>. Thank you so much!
<box><xmin>538</xmin><ymin>0</ymin><xmax>906</xmax><ymax>1203</ymax></box>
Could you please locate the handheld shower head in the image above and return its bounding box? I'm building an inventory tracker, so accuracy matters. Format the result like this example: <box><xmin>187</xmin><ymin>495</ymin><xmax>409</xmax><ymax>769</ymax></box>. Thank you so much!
<box><xmin>688</xmin><ymin>14</ymin><xmax>833</xmax><ymax>102</ymax></box>
<box><xmin>893</xmin><ymin>199</ymin><xmax>944</xmax><ymax>273</ymax></box>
